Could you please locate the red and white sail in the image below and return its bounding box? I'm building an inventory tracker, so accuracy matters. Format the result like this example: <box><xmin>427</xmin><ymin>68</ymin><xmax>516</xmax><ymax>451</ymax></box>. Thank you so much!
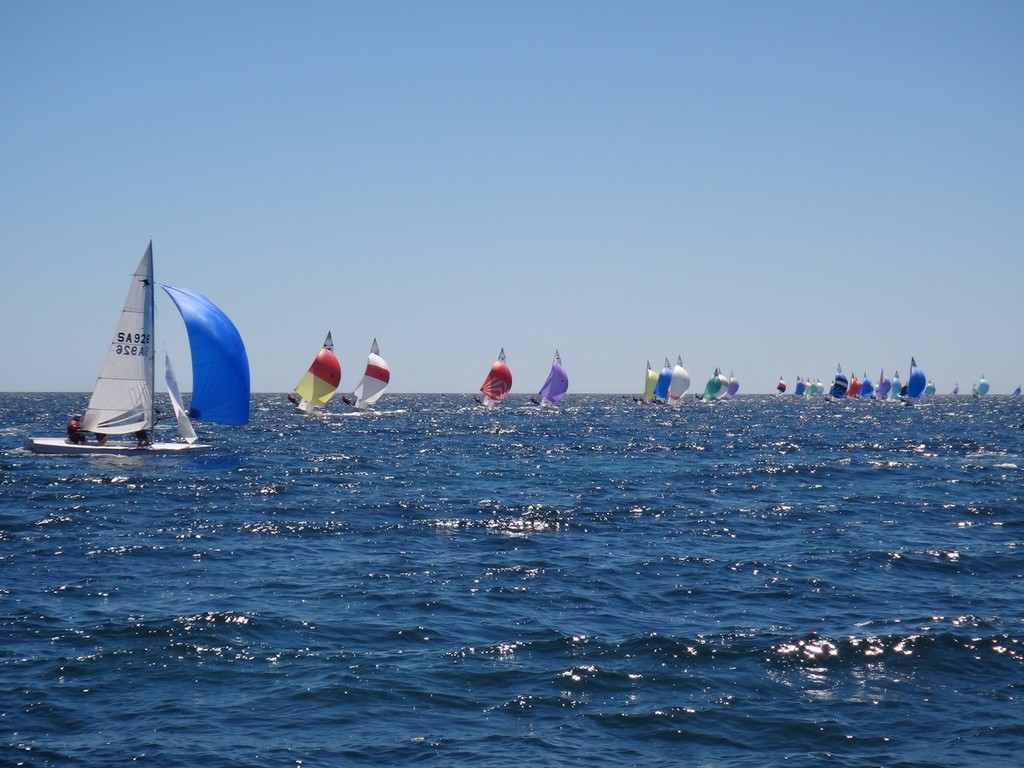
<box><xmin>480</xmin><ymin>348</ymin><xmax>512</xmax><ymax>404</ymax></box>
<box><xmin>350</xmin><ymin>338</ymin><xmax>391</xmax><ymax>409</ymax></box>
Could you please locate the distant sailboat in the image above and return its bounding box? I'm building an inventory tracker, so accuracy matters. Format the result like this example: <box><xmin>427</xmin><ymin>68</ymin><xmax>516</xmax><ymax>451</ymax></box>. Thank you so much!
<box><xmin>829</xmin><ymin>365</ymin><xmax>849</xmax><ymax>399</ymax></box>
<box><xmin>344</xmin><ymin>338</ymin><xmax>391</xmax><ymax>410</ymax></box>
<box><xmin>889</xmin><ymin>371</ymin><xmax>902</xmax><ymax>400</ymax></box>
<box><xmin>904</xmin><ymin>357</ymin><xmax>926</xmax><ymax>400</ymax></box>
<box><xmin>290</xmin><ymin>331</ymin><xmax>341</xmax><ymax>414</ymax></box>
<box><xmin>1013</xmin><ymin>385</ymin><xmax>1021</xmax><ymax>396</ymax></box>
<box><xmin>847</xmin><ymin>372</ymin><xmax>862</xmax><ymax>398</ymax></box>
<box><xmin>668</xmin><ymin>356</ymin><xmax>691</xmax><ymax>402</ymax></box>
<box><xmin>777</xmin><ymin>376</ymin><xmax>787</xmax><ymax>394</ymax></box>
<box><xmin>924</xmin><ymin>380</ymin><xmax>936</xmax><ymax>396</ymax></box>
<box><xmin>653</xmin><ymin>358</ymin><xmax>673</xmax><ymax>401</ymax></box>
<box><xmin>478</xmin><ymin>348</ymin><xmax>512</xmax><ymax>406</ymax></box>
<box><xmin>859</xmin><ymin>372</ymin><xmax>874</xmax><ymax>398</ymax></box>
<box><xmin>702</xmin><ymin>368</ymin><xmax>728</xmax><ymax>400</ymax></box>
<box><xmin>532</xmin><ymin>350</ymin><xmax>568</xmax><ymax>405</ymax></box>
<box><xmin>973</xmin><ymin>376</ymin><xmax>990</xmax><ymax>398</ymax></box>
<box><xmin>794</xmin><ymin>377</ymin><xmax>806</xmax><ymax>396</ymax></box>
<box><xmin>26</xmin><ymin>242</ymin><xmax>250</xmax><ymax>454</ymax></box>
<box><xmin>952</xmin><ymin>382</ymin><xmax>959</xmax><ymax>395</ymax></box>
<box><xmin>876</xmin><ymin>369</ymin><xmax>891</xmax><ymax>400</ymax></box>
<box><xmin>641</xmin><ymin>361</ymin><xmax>659</xmax><ymax>403</ymax></box>
<box><xmin>726</xmin><ymin>371</ymin><xmax>740</xmax><ymax>397</ymax></box>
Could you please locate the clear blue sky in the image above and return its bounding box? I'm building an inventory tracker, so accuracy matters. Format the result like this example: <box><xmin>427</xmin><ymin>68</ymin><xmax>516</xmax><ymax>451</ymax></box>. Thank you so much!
<box><xmin>2</xmin><ymin>2</ymin><xmax>1022</xmax><ymax>394</ymax></box>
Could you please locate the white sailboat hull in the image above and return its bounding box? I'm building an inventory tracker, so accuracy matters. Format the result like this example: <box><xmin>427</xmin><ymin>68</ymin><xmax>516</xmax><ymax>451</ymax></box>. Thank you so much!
<box><xmin>25</xmin><ymin>437</ymin><xmax>212</xmax><ymax>455</ymax></box>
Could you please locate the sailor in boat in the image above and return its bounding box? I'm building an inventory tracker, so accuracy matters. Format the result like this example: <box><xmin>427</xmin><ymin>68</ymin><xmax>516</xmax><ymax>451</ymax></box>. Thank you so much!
<box><xmin>135</xmin><ymin>429</ymin><xmax>151</xmax><ymax>448</ymax></box>
<box><xmin>66</xmin><ymin>415</ymin><xmax>87</xmax><ymax>445</ymax></box>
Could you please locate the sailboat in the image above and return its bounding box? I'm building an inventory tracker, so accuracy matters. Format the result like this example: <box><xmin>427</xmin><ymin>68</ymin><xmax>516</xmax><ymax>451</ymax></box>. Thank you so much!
<box><xmin>794</xmin><ymin>377</ymin><xmax>806</xmax><ymax>396</ymax></box>
<box><xmin>26</xmin><ymin>242</ymin><xmax>249</xmax><ymax>454</ymax></box>
<box><xmin>726</xmin><ymin>371</ymin><xmax>740</xmax><ymax>397</ymax></box>
<box><xmin>776</xmin><ymin>376</ymin><xmax>787</xmax><ymax>394</ymax></box>
<box><xmin>343</xmin><ymin>338</ymin><xmax>391</xmax><ymax>410</ymax></box>
<box><xmin>532</xmin><ymin>350</ymin><xmax>568</xmax><ymax>405</ymax></box>
<box><xmin>903</xmin><ymin>357</ymin><xmax>926</xmax><ymax>400</ymax></box>
<box><xmin>924</xmin><ymin>380</ymin><xmax>936</xmax><ymax>396</ymax></box>
<box><xmin>641</xmin><ymin>361</ymin><xmax>659</xmax><ymax>403</ymax></box>
<box><xmin>289</xmin><ymin>331</ymin><xmax>341</xmax><ymax>414</ymax></box>
<box><xmin>876</xmin><ymin>369</ymin><xmax>891</xmax><ymax>400</ymax></box>
<box><xmin>952</xmin><ymin>382</ymin><xmax>960</xmax><ymax>395</ymax></box>
<box><xmin>701</xmin><ymin>368</ymin><xmax>728</xmax><ymax>400</ymax></box>
<box><xmin>478</xmin><ymin>348</ymin><xmax>512</xmax><ymax>406</ymax></box>
<box><xmin>859</xmin><ymin>372</ymin><xmax>874</xmax><ymax>398</ymax></box>
<box><xmin>653</xmin><ymin>359</ymin><xmax>673</xmax><ymax>401</ymax></box>
<box><xmin>668</xmin><ymin>356</ymin><xmax>691</xmax><ymax>402</ymax></box>
<box><xmin>829</xmin><ymin>365</ymin><xmax>849</xmax><ymax>399</ymax></box>
<box><xmin>888</xmin><ymin>371</ymin><xmax>902</xmax><ymax>400</ymax></box>
<box><xmin>846</xmin><ymin>372</ymin><xmax>862</xmax><ymax>398</ymax></box>
<box><xmin>1013</xmin><ymin>385</ymin><xmax>1021</xmax><ymax>396</ymax></box>
<box><xmin>973</xmin><ymin>376</ymin><xmax>990</xmax><ymax>397</ymax></box>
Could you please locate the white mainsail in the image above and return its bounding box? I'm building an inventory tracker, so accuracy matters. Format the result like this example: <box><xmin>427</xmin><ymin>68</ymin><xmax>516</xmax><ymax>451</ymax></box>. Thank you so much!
<box><xmin>82</xmin><ymin>243</ymin><xmax>155</xmax><ymax>434</ymax></box>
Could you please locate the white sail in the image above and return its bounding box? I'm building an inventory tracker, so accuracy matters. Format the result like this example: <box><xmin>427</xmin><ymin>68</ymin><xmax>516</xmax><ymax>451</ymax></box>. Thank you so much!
<box><xmin>668</xmin><ymin>356</ymin><xmax>690</xmax><ymax>400</ymax></box>
<box><xmin>82</xmin><ymin>243</ymin><xmax>155</xmax><ymax>435</ymax></box>
<box><xmin>165</xmin><ymin>353</ymin><xmax>198</xmax><ymax>444</ymax></box>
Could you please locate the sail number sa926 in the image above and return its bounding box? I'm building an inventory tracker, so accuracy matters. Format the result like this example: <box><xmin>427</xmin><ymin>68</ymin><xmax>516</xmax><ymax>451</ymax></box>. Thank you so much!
<box><xmin>115</xmin><ymin>332</ymin><xmax>151</xmax><ymax>356</ymax></box>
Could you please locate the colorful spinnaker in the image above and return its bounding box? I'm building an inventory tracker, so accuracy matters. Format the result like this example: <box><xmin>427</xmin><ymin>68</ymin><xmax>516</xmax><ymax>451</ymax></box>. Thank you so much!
<box><xmin>876</xmin><ymin>369</ymin><xmax>891</xmax><ymax>400</ymax></box>
<box><xmin>889</xmin><ymin>371</ymin><xmax>902</xmax><ymax>400</ymax></box>
<box><xmin>905</xmin><ymin>357</ymin><xmax>926</xmax><ymax>399</ymax></box>
<box><xmin>829</xmin><ymin>365</ymin><xmax>849</xmax><ymax>399</ymax></box>
<box><xmin>642</xmin><ymin>361</ymin><xmax>659</xmax><ymax>403</ymax></box>
<box><xmin>847</xmin><ymin>372</ymin><xmax>862</xmax><ymax>398</ymax></box>
<box><xmin>859</xmin><ymin>372</ymin><xmax>874</xmax><ymax>398</ymax></box>
<box><xmin>291</xmin><ymin>331</ymin><xmax>342</xmax><ymax>413</ymax></box>
<box><xmin>777</xmin><ymin>376</ymin><xmax>787</xmax><ymax>394</ymax></box>
<box><xmin>726</xmin><ymin>372</ymin><xmax>740</xmax><ymax>397</ymax></box>
<box><xmin>973</xmin><ymin>376</ymin><xmax>990</xmax><ymax>398</ymax></box>
<box><xmin>535</xmin><ymin>350</ymin><xmax>569</xmax><ymax>405</ymax></box>
<box><xmin>346</xmin><ymin>338</ymin><xmax>391</xmax><ymax>410</ymax></box>
<box><xmin>479</xmin><ymin>348</ymin><xmax>512</xmax><ymax>405</ymax></box>
<box><xmin>702</xmin><ymin>368</ymin><xmax>728</xmax><ymax>400</ymax></box>
<box><xmin>654</xmin><ymin>359</ymin><xmax>673</xmax><ymax>401</ymax></box>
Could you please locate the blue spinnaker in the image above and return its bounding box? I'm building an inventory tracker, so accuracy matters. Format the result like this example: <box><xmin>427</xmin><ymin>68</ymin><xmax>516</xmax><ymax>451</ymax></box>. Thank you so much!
<box><xmin>829</xmin><ymin>366</ymin><xmax>849</xmax><ymax>399</ymax></box>
<box><xmin>906</xmin><ymin>358</ymin><xmax>926</xmax><ymax>399</ymax></box>
<box><xmin>654</xmin><ymin>360</ymin><xmax>672</xmax><ymax>400</ymax></box>
<box><xmin>163</xmin><ymin>285</ymin><xmax>250</xmax><ymax>425</ymax></box>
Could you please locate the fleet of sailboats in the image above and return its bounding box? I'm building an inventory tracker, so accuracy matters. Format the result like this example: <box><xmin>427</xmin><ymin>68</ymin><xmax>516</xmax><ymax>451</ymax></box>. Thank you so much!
<box><xmin>21</xmin><ymin>243</ymin><xmax>1014</xmax><ymax>455</ymax></box>
<box><xmin>26</xmin><ymin>242</ymin><xmax>250</xmax><ymax>454</ymax></box>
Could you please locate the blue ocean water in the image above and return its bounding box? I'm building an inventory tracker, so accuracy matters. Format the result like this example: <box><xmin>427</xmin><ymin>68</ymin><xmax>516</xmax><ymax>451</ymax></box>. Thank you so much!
<box><xmin>2</xmin><ymin>393</ymin><xmax>1022</xmax><ymax>767</ymax></box>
